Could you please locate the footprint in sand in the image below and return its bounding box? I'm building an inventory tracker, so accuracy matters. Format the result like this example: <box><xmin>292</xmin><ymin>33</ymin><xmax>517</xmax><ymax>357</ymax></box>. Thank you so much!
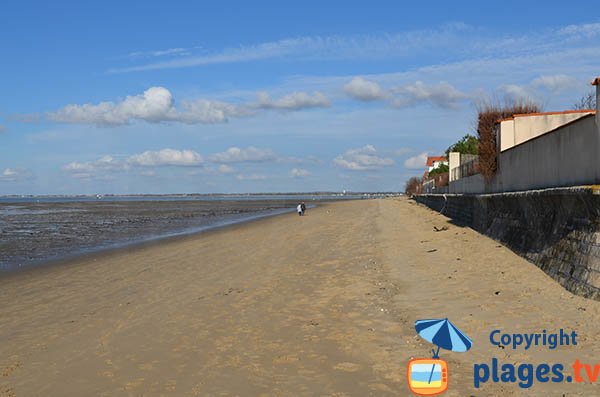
<box><xmin>1</xmin><ymin>387</ymin><xmax>16</xmax><ymax>397</ymax></box>
<box><xmin>1</xmin><ymin>361</ymin><xmax>22</xmax><ymax>377</ymax></box>
<box><xmin>333</xmin><ymin>362</ymin><xmax>362</xmax><ymax>372</ymax></box>
<box><xmin>125</xmin><ymin>378</ymin><xmax>145</xmax><ymax>390</ymax></box>
<box><xmin>273</xmin><ymin>354</ymin><xmax>299</xmax><ymax>364</ymax></box>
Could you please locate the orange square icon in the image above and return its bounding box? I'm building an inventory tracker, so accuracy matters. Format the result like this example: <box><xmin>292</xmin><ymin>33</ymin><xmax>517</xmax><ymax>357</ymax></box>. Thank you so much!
<box><xmin>407</xmin><ymin>358</ymin><xmax>449</xmax><ymax>395</ymax></box>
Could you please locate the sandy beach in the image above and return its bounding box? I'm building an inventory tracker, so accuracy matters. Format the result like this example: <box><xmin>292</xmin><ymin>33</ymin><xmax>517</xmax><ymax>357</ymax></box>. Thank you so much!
<box><xmin>2</xmin><ymin>198</ymin><xmax>600</xmax><ymax>396</ymax></box>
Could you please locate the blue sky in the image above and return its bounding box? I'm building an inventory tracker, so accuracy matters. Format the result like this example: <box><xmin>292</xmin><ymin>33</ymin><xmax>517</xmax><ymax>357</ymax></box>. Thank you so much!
<box><xmin>1</xmin><ymin>1</ymin><xmax>599</xmax><ymax>194</ymax></box>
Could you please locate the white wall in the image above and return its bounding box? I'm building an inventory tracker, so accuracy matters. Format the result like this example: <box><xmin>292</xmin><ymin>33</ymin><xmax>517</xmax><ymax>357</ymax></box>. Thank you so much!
<box><xmin>495</xmin><ymin>115</ymin><xmax>599</xmax><ymax>192</ymax></box>
<box><xmin>498</xmin><ymin>112</ymin><xmax>594</xmax><ymax>152</ymax></box>
<box><xmin>453</xmin><ymin>115</ymin><xmax>599</xmax><ymax>194</ymax></box>
<box><xmin>449</xmin><ymin>152</ymin><xmax>460</xmax><ymax>181</ymax></box>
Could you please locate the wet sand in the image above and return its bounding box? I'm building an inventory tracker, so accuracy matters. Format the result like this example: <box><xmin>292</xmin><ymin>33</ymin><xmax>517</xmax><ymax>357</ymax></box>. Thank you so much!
<box><xmin>0</xmin><ymin>199</ymin><xmax>309</xmax><ymax>271</ymax></box>
<box><xmin>1</xmin><ymin>198</ymin><xmax>600</xmax><ymax>396</ymax></box>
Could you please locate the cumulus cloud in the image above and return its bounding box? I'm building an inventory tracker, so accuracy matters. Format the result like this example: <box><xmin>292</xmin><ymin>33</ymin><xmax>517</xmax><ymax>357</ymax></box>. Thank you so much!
<box><xmin>498</xmin><ymin>84</ymin><xmax>536</xmax><ymax>102</ymax></box>
<box><xmin>333</xmin><ymin>145</ymin><xmax>394</xmax><ymax>171</ymax></box>
<box><xmin>62</xmin><ymin>149</ymin><xmax>204</xmax><ymax>179</ymax></box>
<box><xmin>63</xmin><ymin>155</ymin><xmax>125</xmax><ymax>175</ymax></box>
<box><xmin>210</xmin><ymin>146</ymin><xmax>276</xmax><ymax>163</ymax></box>
<box><xmin>255</xmin><ymin>91</ymin><xmax>330</xmax><ymax>110</ymax></box>
<box><xmin>343</xmin><ymin>77</ymin><xmax>467</xmax><ymax>109</ymax></box>
<box><xmin>236</xmin><ymin>173</ymin><xmax>267</xmax><ymax>181</ymax></box>
<box><xmin>49</xmin><ymin>87</ymin><xmax>177</xmax><ymax>126</ymax></box>
<box><xmin>0</xmin><ymin>167</ymin><xmax>33</xmax><ymax>182</ymax></box>
<box><xmin>217</xmin><ymin>164</ymin><xmax>235</xmax><ymax>174</ymax></box>
<box><xmin>343</xmin><ymin>77</ymin><xmax>388</xmax><ymax>101</ymax></box>
<box><xmin>46</xmin><ymin>87</ymin><xmax>328</xmax><ymax>127</ymax></box>
<box><xmin>532</xmin><ymin>74</ymin><xmax>579</xmax><ymax>92</ymax></box>
<box><xmin>403</xmin><ymin>152</ymin><xmax>429</xmax><ymax>169</ymax></box>
<box><xmin>392</xmin><ymin>81</ymin><xmax>467</xmax><ymax>108</ymax></box>
<box><xmin>290</xmin><ymin>168</ymin><xmax>310</xmax><ymax>178</ymax></box>
<box><xmin>177</xmin><ymin>98</ymin><xmax>250</xmax><ymax>123</ymax></box>
<box><xmin>128</xmin><ymin>148</ymin><xmax>203</xmax><ymax>166</ymax></box>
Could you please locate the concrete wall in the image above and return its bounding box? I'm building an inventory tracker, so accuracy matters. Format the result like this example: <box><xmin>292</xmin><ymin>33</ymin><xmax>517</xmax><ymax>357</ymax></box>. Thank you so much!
<box><xmin>448</xmin><ymin>174</ymin><xmax>485</xmax><ymax>194</ymax></box>
<box><xmin>451</xmin><ymin>114</ymin><xmax>599</xmax><ymax>194</ymax></box>
<box><xmin>498</xmin><ymin>111</ymin><xmax>594</xmax><ymax>152</ymax></box>
<box><xmin>414</xmin><ymin>187</ymin><xmax>600</xmax><ymax>300</ymax></box>
<box><xmin>449</xmin><ymin>152</ymin><xmax>460</xmax><ymax>182</ymax></box>
<box><xmin>499</xmin><ymin>119</ymin><xmax>515</xmax><ymax>151</ymax></box>
<box><xmin>496</xmin><ymin>115</ymin><xmax>599</xmax><ymax>192</ymax></box>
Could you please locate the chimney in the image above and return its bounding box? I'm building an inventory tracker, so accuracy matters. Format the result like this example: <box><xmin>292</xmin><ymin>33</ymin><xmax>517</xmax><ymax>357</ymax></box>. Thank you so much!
<box><xmin>593</xmin><ymin>77</ymin><xmax>600</xmax><ymax>128</ymax></box>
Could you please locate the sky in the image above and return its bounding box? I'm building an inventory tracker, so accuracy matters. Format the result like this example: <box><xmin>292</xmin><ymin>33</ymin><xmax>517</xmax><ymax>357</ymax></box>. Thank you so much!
<box><xmin>1</xmin><ymin>0</ymin><xmax>599</xmax><ymax>195</ymax></box>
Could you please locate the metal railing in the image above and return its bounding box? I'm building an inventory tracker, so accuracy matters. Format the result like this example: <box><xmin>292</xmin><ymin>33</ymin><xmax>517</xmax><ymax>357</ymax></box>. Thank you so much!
<box><xmin>451</xmin><ymin>157</ymin><xmax>479</xmax><ymax>181</ymax></box>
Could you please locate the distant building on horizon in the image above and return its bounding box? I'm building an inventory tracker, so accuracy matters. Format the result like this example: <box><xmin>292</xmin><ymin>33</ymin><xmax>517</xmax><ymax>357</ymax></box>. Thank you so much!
<box><xmin>426</xmin><ymin>156</ymin><xmax>448</xmax><ymax>172</ymax></box>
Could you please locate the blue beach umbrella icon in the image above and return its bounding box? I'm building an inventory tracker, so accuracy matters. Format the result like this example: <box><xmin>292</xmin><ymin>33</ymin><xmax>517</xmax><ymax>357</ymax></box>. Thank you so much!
<box><xmin>415</xmin><ymin>318</ymin><xmax>473</xmax><ymax>384</ymax></box>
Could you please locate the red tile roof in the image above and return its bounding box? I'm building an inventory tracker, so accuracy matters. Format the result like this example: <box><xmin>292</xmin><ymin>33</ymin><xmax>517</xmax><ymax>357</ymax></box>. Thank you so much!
<box><xmin>512</xmin><ymin>109</ymin><xmax>595</xmax><ymax>118</ymax></box>
<box><xmin>426</xmin><ymin>156</ymin><xmax>447</xmax><ymax>167</ymax></box>
<box><xmin>497</xmin><ymin>109</ymin><xmax>595</xmax><ymax>123</ymax></box>
<box><xmin>592</xmin><ymin>77</ymin><xmax>600</xmax><ymax>86</ymax></box>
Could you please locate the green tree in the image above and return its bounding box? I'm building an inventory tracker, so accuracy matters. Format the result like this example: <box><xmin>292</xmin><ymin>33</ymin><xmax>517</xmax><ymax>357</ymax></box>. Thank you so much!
<box><xmin>445</xmin><ymin>134</ymin><xmax>479</xmax><ymax>157</ymax></box>
<box><xmin>428</xmin><ymin>163</ymin><xmax>449</xmax><ymax>176</ymax></box>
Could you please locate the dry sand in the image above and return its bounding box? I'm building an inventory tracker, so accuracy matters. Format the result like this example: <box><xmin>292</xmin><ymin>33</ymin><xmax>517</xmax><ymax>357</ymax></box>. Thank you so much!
<box><xmin>1</xmin><ymin>198</ymin><xmax>600</xmax><ymax>396</ymax></box>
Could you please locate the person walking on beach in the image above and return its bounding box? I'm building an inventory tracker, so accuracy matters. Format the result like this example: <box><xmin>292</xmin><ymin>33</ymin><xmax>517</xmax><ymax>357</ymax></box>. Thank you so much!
<box><xmin>297</xmin><ymin>203</ymin><xmax>304</xmax><ymax>216</ymax></box>
<box><xmin>301</xmin><ymin>202</ymin><xmax>306</xmax><ymax>215</ymax></box>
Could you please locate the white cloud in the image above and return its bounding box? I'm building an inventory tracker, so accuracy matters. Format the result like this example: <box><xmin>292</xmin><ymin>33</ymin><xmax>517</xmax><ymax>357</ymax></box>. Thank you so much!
<box><xmin>108</xmin><ymin>23</ymin><xmax>472</xmax><ymax>73</ymax></box>
<box><xmin>403</xmin><ymin>152</ymin><xmax>429</xmax><ymax>169</ymax></box>
<box><xmin>498</xmin><ymin>84</ymin><xmax>536</xmax><ymax>102</ymax></box>
<box><xmin>255</xmin><ymin>91</ymin><xmax>330</xmax><ymax>110</ymax></box>
<box><xmin>49</xmin><ymin>87</ymin><xmax>176</xmax><ymax>126</ymax></box>
<box><xmin>236</xmin><ymin>173</ymin><xmax>267</xmax><ymax>181</ymax></box>
<box><xmin>177</xmin><ymin>98</ymin><xmax>250</xmax><ymax>123</ymax></box>
<box><xmin>558</xmin><ymin>22</ymin><xmax>600</xmax><ymax>38</ymax></box>
<box><xmin>62</xmin><ymin>149</ymin><xmax>203</xmax><ymax>179</ymax></box>
<box><xmin>63</xmin><ymin>155</ymin><xmax>125</xmax><ymax>174</ymax></box>
<box><xmin>343</xmin><ymin>77</ymin><xmax>388</xmax><ymax>101</ymax></box>
<box><xmin>532</xmin><ymin>74</ymin><xmax>579</xmax><ymax>92</ymax></box>
<box><xmin>70</xmin><ymin>172</ymin><xmax>93</xmax><ymax>179</ymax></box>
<box><xmin>333</xmin><ymin>145</ymin><xmax>394</xmax><ymax>171</ymax></box>
<box><xmin>392</xmin><ymin>81</ymin><xmax>467</xmax><ymax>108</ymax></box>
<box><xmin>343</xmin><ymin>77</ymin><xmax>467</xmax><ymax>108</ymax></box>
<box><xmin>45</xmin><ymin>87</ymin><xmax>328</xmax><ymax>127</ymax></box>
<box><xmin>128</xmin><ymin>148</ymin><xmax>203</xmax><ymax>166</ymax></box>
<box><xmin>210</xmin><ymin>146</ymin><xmax>276</xmax><ymax>163</ymax></box>
<box><xmin>290</xmin><ymin>168</ymin><xmax>310</xmax><ymax>178</ymax></box>
<box><xmin>127</xmin><ymin>47</ymin><xmax>194</xmax><ymax>59</ymax></box>
<box><xmin>0</xmin><ymin>167</ymin><xmax>33</xmax><ymax>182</ymax></box>
<box><xmin>217</xmin><ymin>164</ymin><xmax>235</xmax><ymax>174</ymax></box>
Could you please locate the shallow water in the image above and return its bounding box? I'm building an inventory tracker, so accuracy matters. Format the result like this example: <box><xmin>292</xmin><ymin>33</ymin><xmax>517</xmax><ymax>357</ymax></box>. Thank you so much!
<box><xmin>0</xmin><ymin>197</ymin><xmax>343</xmax><ymax>272</ymax></box>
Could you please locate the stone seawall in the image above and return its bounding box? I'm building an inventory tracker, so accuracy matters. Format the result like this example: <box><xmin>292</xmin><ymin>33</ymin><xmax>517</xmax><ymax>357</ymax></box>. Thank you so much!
<box><xmin>413</xmin><ymin>187</ymin><xmax>600</xmax><ymax>300</ymax></box>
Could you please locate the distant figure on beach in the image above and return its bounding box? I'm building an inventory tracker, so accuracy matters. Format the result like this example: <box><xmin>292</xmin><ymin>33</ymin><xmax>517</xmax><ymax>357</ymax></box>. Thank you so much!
<box><xmin>301</xmin><ymin>202</ymin><xmax>306</xmax><ymax>215</ymax></box>
<box><xmin>297</xmin><ymin>203</ymin><xmax>304</xmax><ymax>216</ymax></box>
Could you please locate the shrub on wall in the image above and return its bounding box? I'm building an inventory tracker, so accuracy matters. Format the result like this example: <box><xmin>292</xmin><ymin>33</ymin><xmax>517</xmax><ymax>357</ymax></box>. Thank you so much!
<box><xmin>405</xmin><ymin>176</ymin><xmax>422</xmax><ymax>195</ymax></box>
<box><xmin>477</xmin><ymin>100</ymin><xmax>541</xmax><ymax>181</ymax></box>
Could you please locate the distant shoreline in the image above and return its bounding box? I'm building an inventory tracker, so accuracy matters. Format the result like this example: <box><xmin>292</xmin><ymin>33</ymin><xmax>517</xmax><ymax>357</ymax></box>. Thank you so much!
<box><xmin>1</xmin><ymin>199</ymin><xmax>330</xmax><ymax>275</ymax></box>
<box><xmin>0</xmin><ymin>192</ymin><xmax>401</xmax><ymax>201</ymax></box>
